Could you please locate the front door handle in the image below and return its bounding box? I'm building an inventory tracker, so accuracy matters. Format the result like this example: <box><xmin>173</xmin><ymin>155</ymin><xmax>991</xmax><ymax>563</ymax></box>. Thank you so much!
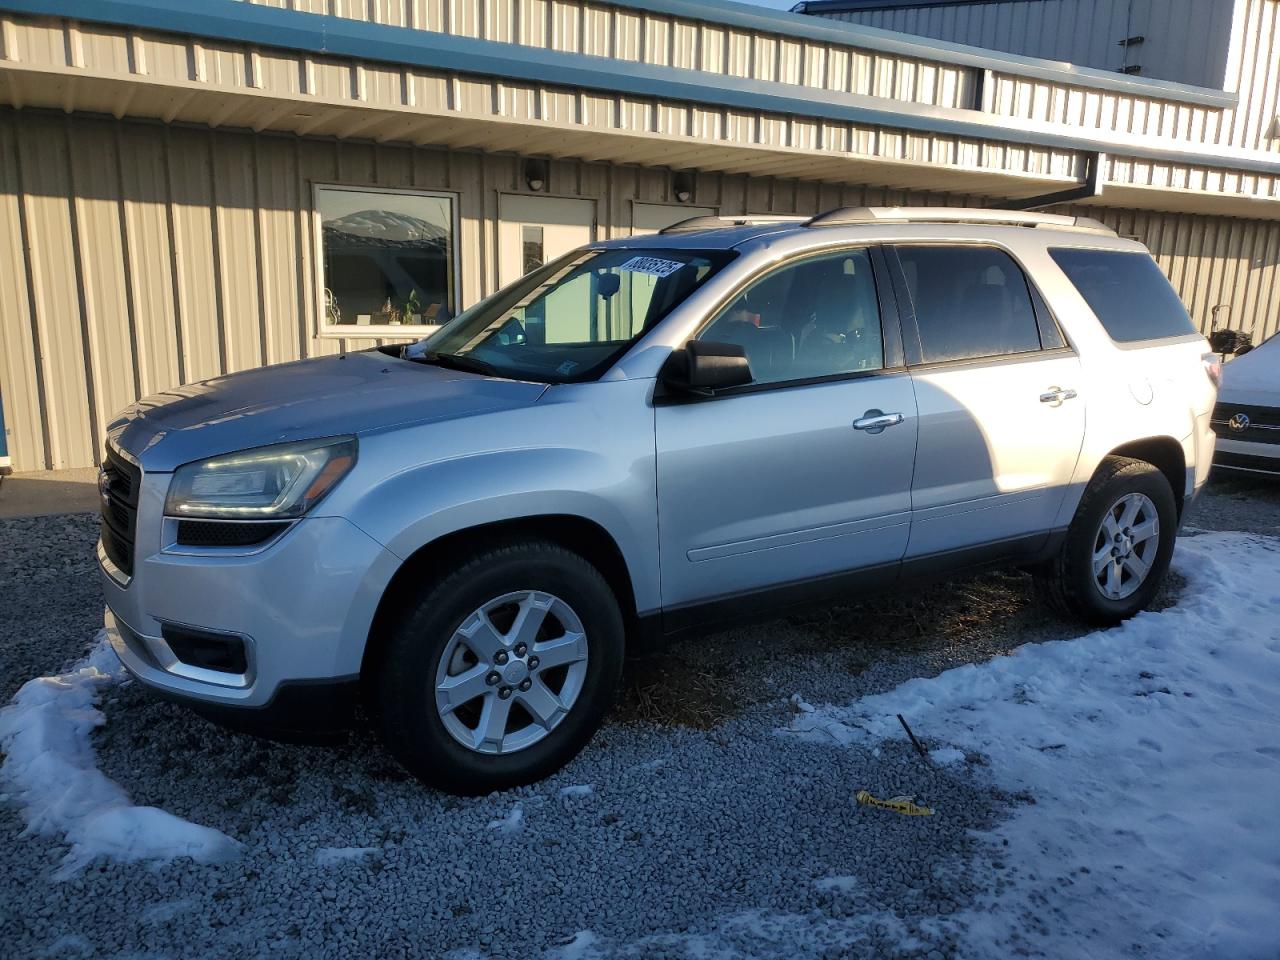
<box><xmin>853</xmin><ymin>410</ymin><xmax>905</xmax><ymax>434</ymax></box>
<box><xmin>1039</xmin><ymin>387</ymin><xmax>1078</xmax><ymax>405</ymax></box>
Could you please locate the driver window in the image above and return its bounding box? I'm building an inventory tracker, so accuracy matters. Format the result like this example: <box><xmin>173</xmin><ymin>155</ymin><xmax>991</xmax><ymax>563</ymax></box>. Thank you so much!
<box><xmin>699</xmin><ymin>248</ymin><xmax>884</xmax><ymax>386</ymax></box>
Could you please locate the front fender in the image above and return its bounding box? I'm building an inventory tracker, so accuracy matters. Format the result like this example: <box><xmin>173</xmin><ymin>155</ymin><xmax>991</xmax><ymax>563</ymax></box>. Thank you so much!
<box><xmin>323</xmin><ymin>382</ymin><xmax>661</xmax><ymax>613</ymax></box>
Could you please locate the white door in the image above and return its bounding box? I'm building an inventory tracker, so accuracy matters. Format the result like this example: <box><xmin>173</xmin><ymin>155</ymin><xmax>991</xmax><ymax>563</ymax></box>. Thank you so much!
<box><xmin>498</xmin><ymin>195</ymin><xmax>596</xmax><ymax>287</ymax></box>
<box><xmin>892</xmin><ymin>244</ymin><xmax>1086</xmax><ymax>559</ymax></box>
<box><xmin>632</xmin><ymin>202</ymin><xmax>716</xmax><ymax>235</ymax></box>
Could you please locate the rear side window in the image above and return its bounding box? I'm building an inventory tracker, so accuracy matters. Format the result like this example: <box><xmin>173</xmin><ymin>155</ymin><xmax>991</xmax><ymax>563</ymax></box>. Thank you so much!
<box><xmin>1049</xmin><ymin>248</ymin><xmax>1196</xmax><ymax>342</ymax></box>
<box><xmin>895</xmin><ymin>246</ymin><xmax>1043</xmax><ymax>363</ymax></box>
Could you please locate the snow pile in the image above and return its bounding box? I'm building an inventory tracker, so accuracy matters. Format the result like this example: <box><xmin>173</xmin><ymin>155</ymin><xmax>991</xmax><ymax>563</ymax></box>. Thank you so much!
<box><xmin>0</xmin><ymin>632</ymin><xmax>241</xmax><ymax>877</ymax></box>
<box><xmin>558</xmin><ymin>784</ymin><xmax>594</xmax><ymax>799</ymax></box>
<box><xmin>789</xmin><ymin>531</ymin><xmax>1280</xmax><ymax>958</ymax></box>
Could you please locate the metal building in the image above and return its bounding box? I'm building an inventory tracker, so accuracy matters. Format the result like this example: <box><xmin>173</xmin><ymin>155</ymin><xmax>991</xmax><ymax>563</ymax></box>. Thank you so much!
<box><xmin>796</xmin><ymin>0</ymin><xmax>1247</xmax><ymax>88</ymax></box>
<box><xmin>0</xmin><ymin>0</ymin><xmax>1277</xmax><ymax>470</ymax></box>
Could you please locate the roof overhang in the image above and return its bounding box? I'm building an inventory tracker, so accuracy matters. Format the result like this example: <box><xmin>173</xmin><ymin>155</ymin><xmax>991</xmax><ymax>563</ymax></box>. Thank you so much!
<box><xmin>0</xmin><ymin>0</ymin><xmax>1276</xmax><ymax>219</ymax></box>
<box><xmin>0</xmin><ymin>0</ymin><xmax>1271</xmax><ymax>174</ymax></box>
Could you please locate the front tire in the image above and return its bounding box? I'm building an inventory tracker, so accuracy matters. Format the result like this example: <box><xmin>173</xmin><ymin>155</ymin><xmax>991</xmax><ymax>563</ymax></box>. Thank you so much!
<box><xmin>370</xmin><ymin>541</ymin><xmax>624</xmax><ymax>795</ymax></box>
<box><xmin>1034</xmin><ymin>456</ymin><xmax>1178</xmax><ymax>626</ymax></box>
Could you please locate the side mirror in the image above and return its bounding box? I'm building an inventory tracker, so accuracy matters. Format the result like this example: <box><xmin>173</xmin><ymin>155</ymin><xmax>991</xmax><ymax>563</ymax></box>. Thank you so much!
<box><xmin>596</xmin><ymin>273</ymin><xmax>621</xmax><ymax>298</ymax></box>
<box><xmin>662</xmin><ymin>340</ymin><xmax>754</xmax><ymax>394</ymax></box>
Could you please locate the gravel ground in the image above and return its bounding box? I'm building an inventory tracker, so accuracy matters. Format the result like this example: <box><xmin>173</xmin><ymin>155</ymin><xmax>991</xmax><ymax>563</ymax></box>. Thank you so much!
<box><xmin>1</xmin><ymin>471</ymin><xmax>1276</xmax><ymax>959</ymax></box>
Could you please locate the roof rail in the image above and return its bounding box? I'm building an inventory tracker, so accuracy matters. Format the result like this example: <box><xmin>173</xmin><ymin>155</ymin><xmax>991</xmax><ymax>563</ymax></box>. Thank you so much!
<box><xmin>805</xmin><ymin>206</ymin><xmax>1117</xmax><ymax>235</ymax></box>
<box><xmin>659</xmin><ymin>214</ymin><xmax>809</xmax><ymax>235</ymax></box>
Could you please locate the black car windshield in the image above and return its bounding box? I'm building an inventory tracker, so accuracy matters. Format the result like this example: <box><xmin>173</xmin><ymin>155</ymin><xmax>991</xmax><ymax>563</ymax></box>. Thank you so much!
<box><xmin>406</xmin><ymin>248</ymin><xmax>737</xmax><ymax>383</ymax></box>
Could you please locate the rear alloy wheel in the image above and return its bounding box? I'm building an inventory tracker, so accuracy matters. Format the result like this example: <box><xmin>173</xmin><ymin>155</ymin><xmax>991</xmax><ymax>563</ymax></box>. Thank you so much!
<box><xmin>1090</xmin><ymin>492</ymin><xmax>1161</xmax><ymax>601</ymax></box>
<box><xmin>1034</xmin><ymin>456</ymin><xmax>1178</xmax><ymax>625</ymax></box>
<box><xmin>371</xmin><ymin>541</ymin><xmax>624</xmax><ymax>794</ymax></box>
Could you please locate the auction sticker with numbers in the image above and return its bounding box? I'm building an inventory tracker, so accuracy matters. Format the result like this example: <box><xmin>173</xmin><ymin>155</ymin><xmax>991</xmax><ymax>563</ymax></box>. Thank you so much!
<box><xmin>617</xmin><ymin>256</ymin><xmax>687</xmax><ymax>278</ymax></box>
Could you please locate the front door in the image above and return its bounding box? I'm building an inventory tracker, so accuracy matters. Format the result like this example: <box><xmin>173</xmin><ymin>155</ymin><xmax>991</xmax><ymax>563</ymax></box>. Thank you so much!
<box><xmin>890</xmin><ymin>244</ymin><xmax>1086</xmax><ymax>560</ymax></box>
<box><xmin>655</xmin><ymin>246</ymin><xmax>918</xmax><ymax>622</ymax></box>
<box><xmin>498</xmin><ymin>195</ymin><xmax>596</xmax><ymax>287</ymax></box>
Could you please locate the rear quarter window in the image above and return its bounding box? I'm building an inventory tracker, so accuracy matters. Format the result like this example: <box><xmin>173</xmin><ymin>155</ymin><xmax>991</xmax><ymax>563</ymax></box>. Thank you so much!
<box><xmin>1049</xmin><ymin>248</ymin><xmax>1196</xmax><ymax>343</ymax></box>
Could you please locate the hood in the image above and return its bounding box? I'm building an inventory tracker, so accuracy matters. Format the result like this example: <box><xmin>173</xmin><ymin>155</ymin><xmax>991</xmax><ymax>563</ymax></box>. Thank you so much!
<box><xmin>1220</xmin><ymin>335</ymin><xmax>1278</xmax><ymax>408</ymax></box>
<box><xmin>107</xmin><ymin>351</ymin><xmax>548</xmax><ymax>471</ymax></box>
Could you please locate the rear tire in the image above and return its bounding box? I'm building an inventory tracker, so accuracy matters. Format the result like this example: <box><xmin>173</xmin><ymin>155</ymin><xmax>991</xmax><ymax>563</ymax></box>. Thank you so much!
<box><xmin>1033</xmin><ymin>456</ymin><xmax>1178</xmax><ymax>626</ymax></box>
<box><xmin>369</xmin><ymin>540</ymin><xmax>624</xmax><ymax>795</ymax></box>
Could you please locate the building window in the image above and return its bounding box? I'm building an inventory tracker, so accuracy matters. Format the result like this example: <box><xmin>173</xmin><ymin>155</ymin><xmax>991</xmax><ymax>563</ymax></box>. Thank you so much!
<box><xmin>521</xmin><ymin>225</ymin><xmax>545</xmax><ymax>274</ymax></box>
<box><xmin>316</xmin><ymin>185</ymin><xmax>458</xmax><ymax>334</ymax></box>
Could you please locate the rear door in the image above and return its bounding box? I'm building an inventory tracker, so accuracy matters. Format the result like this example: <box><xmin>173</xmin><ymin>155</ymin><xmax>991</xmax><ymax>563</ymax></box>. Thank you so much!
<box><xmin>889</xmin><ymin>244</ymin><xmax>1085</xmax><ymax>562</ymax></box>
<box><xmin>655</xmin><ymin>246</ymin><xmax>917</xmax><ymax>624</ymax></box>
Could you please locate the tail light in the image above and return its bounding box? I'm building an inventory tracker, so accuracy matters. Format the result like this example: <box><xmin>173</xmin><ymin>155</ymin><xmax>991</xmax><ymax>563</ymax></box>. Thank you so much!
<box><xmin>1202</xmin><ymin>352</ymin><xmax>1222</xmax><ymax>389</ymax></box>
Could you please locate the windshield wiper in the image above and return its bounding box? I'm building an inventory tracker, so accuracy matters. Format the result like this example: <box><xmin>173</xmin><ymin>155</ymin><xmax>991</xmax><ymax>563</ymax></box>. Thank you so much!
<box><xmin>424</xmin><ymin>352</ymin><xmax>501</xmax><ymax>376</ymax></box>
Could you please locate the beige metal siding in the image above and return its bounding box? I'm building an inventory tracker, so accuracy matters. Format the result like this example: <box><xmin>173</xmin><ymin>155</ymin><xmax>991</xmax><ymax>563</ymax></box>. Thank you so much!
<box><xmin>2</xmin><ymin>109</ymin><xmax>1277</xmax><ymax>471</ymax></box>
<box><xmin>823</xmin><ymin>0</ymin><xmax>1237</xmax><ymax>88</ymax></box>
<box><xmin>824</xmin><ymin>0</ymin><xmax>1280</xmax><ymax>154</ymax></box>
<box><xmin>246</xmin><ymin>0</ymin><xmax>978</xmax><ymax>108</ymax></box>
<box><xmin>0</xmin><ymin>109</ymin><xmax>984</xmax><ymax>471</ymax></box>
<box><xmin>0</xmin><ymin>11</ymin><xmax>1103</xmax><ymax>202</ymax></box>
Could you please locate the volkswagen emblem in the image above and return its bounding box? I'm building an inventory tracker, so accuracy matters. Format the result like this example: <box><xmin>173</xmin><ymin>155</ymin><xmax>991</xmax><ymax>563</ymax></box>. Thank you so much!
<box><xmin>1228</xmin><ymin>413</ymin><xmax>1251</xmax><ymax>433</ymax></box>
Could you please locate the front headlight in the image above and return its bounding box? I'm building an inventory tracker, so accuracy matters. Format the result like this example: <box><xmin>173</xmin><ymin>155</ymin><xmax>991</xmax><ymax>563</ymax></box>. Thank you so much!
<box><xmin>165</xmin><ymin>437</ymin><xmax>357</xmax><ymax>520</ymax></box>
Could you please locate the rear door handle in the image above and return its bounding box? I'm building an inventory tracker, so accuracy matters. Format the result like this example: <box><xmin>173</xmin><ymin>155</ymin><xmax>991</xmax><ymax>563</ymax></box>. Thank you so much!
<box><xmin>1039</xmin><ymin>387</ymin><xmax>1078</xmax><ymax>405</ymax></box>
<box><xmin>853</xmin><ymin>410</ymin><xmax>905</xmax><ymax>434</ymax></box>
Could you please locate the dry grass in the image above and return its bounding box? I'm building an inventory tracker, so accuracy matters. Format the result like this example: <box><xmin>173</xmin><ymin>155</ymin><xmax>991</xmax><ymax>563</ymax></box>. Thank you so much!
<box><xmin>613</xmin><ymin>565</ymin><xmax>1187</xmax><ymax>731</ymax></box>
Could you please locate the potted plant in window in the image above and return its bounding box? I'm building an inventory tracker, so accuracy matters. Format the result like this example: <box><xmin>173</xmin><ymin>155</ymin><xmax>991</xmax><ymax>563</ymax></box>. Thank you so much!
<box><xmin>402</xmin><ymin>290</ymin><xmax>423</xmax><ymax>326</ymax></box>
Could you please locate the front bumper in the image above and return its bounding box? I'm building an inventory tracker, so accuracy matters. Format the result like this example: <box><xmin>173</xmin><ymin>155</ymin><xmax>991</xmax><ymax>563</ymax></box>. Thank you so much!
<box><xmin>100</xmin><ymin>499</ymin><xmax>401</xmax><ymax>720</ymax></box>
<box><xmin>106</xmin><ymin>608</ymin><xmax>361</xmax><ymax>738</ymax></box>
<box><xmin>1213</xmin><ymin>437</ymin><xmax>1280</xmax><ymax>477</ymax></box>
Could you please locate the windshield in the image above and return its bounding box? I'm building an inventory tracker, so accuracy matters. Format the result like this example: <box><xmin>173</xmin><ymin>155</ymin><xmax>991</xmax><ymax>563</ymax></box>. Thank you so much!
<box><xmin>406</xmin><ymin>247</ymin><xmax>737</xmax><ymax>383</ymax></box>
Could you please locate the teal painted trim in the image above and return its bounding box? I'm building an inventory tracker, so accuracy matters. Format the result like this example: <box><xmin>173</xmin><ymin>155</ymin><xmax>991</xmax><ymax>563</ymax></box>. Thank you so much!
<box><xmin>0</xmin><ymin>0</ymin><xmax>1272</xmax><ymax>176</ymax></box>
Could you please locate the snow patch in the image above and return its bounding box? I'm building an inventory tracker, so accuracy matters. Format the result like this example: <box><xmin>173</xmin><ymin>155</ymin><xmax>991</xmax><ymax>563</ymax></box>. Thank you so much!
<box><xmin>139</xmin><ymin>899</ymin><xmax>198</xmax><ymax>924</ymax></box>
<box><xmin>315</xmin><ymin>846</ymin><xmax>379</xmax><ymax>866</ymax></box>
<box><xmin>0</xmin><ymin>632</ymin><xmax>241</xmax><ymax>877</ymax></box>
<box><xmin>928</xmin><ymin>746</ymin><xmax>966</xmax><ymax>765</ymax></box>
<box><xmin>487</xmin><ymin>804</ymin><xmax>524</xmax><ymax>834</ymax></box>
<box><xmin>549</xmin><ymin>931</ymin><xmax>598</xmax><ymax>959</ymax></box>
<box><xmin>558</xmin><ymin>784</ymin><xmax>594</xmax><ymax>799</ymax></box>
<box><xmin>813</xmin><ymin>875</ymin><xmax>859</xmax><ymax>893</ymax></box>
<box><xmin>543</xmin><ymin>910</ymin><xmax>924</xmax><ymax>959</ymax></box>
<box><xmin>787</xmin><ymin>532</ymin><xmax>1280</xmax><ymax>958</ymax></box>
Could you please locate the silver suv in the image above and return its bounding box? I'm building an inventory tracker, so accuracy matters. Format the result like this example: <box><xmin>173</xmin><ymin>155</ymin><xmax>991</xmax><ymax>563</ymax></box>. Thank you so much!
<box><xmin>98</xmin><ymin>208</ymin><xmax>1219</xmax><ymax>793</ymax></box>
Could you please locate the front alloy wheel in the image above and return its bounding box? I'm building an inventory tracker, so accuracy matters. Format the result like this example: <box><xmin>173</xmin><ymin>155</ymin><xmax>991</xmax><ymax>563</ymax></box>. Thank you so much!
<box><xmin>371</xmin><ymin>541</ymin><xmax>624</xmax><ymax>794</ymax></box>
<box><xmin>435</xmin><ymin>591</ymin><xmax>589</xmax><ymax>755</ymax></box>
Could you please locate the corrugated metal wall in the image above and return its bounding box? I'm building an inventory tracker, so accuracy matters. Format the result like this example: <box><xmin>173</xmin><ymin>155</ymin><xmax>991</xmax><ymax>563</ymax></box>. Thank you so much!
<box><xmin>818</xmin><ymin>0</ymin><xmax>1280</xmax><ymax>153</ymax></box>
<box><xmin>0</xmin><ymin>109</ymin><xmax>978</xmax><ymax>471</ymax></box>
<box><xmin>0</xmin><ymin>9</ymin><xmax>1090</xmax><ymax>198</ymax></box>
<box><xmin>250</xmin><ymin>0</ymin><xmax>979</xmax><ymax>109</ymax></box>
<box><xmin>820</xmin><ymin>0</ymin><xmax>1236</xmax><ymax>87</ymax></box>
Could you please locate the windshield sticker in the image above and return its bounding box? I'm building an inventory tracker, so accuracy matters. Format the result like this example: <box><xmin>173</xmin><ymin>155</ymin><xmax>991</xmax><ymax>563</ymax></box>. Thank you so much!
<box><xmin>556</xmin><ymin>360</ymin><xmax>579</xmax><ymax>376</ymax></box>
<box><xmin>617</xmin><ymin>256</ymin><xmax>686</xmax><ymax>278</ymax></box>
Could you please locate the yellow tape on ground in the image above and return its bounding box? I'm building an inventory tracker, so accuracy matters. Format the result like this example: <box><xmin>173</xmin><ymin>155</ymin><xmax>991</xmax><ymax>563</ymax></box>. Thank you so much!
<box><xmin>855</xmin><ymin>790</ymin><xmax>935</xmax><ymax>816</ymax></box>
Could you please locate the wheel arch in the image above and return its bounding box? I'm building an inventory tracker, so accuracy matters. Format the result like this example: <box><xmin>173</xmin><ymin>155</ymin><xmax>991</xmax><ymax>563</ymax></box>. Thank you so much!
<box><xmin>1104</xmin><ymin>436</ymin><xmax>1188</xmax><ymax>517</ymax></box>
<box><xmin>361</xmin><ymin>514</ymin><xmax>640</xmax><ymax>681</ymax></box>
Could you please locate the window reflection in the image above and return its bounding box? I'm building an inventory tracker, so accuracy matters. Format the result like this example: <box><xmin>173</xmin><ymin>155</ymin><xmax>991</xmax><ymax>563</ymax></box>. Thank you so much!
<box><xmin>317</xmin><ymin>186</ymin><xmax>455</xmax><ymax>328</ymax></box>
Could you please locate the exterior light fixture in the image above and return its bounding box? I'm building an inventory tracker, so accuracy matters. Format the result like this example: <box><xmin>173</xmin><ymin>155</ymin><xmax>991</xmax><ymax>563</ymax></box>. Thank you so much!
<box><xmin>673</xmin><ymin>170</ymin><xmax>695</xmax><ymax>203</ymax></box>
<box><xmin>523</xmin><ymin>158</ymin><xmax>549</xmax><ymax>192</ymax></box>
